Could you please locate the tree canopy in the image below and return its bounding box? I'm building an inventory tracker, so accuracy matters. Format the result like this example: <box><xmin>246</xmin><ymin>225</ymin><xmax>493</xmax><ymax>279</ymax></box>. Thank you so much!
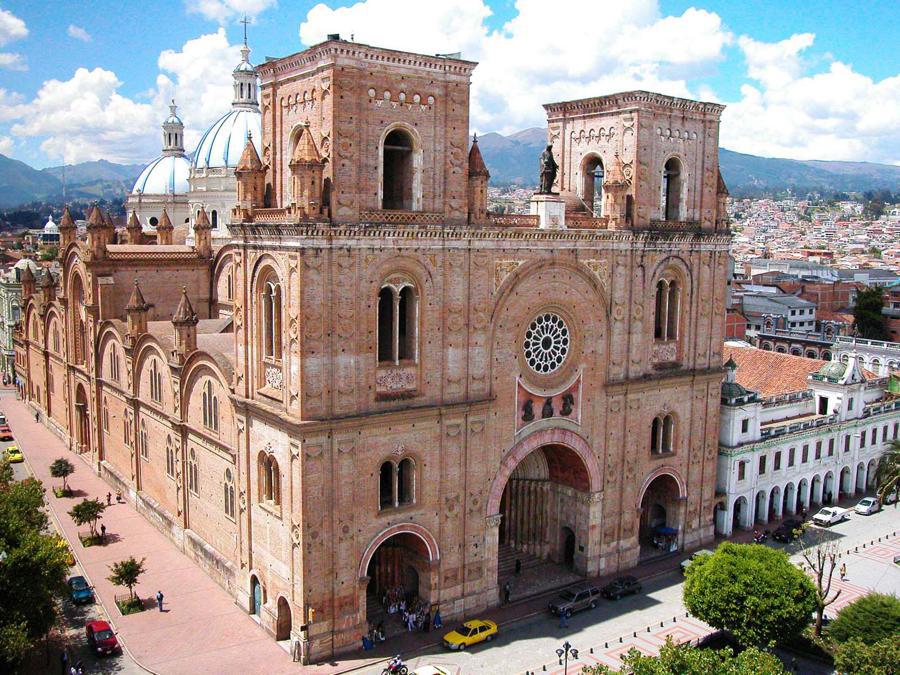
<box><xmin>49</xmin><ymin>457</ymin><xmax>74</xmax><ymax>492</ymax></box>
<box><xmin>0</xmin><ymin>460</ymin><xmax>70</xmax><ymax>671</ymax></box>
<box><xmin>108</xmin><ymin>556</ymin><xmax>146</xmax><ymax>601</ymax></box>
<box><xmin>68</xmin><ymin>498</ymin><xmax>106</xmax><ymax>537</ymax></box>
<box><xmin>683</xmin><ymin>542</ymin><xmax>817</xmax><ymax>648</ymax></box>
<box><xmin>832</xmin><ymin>636</ymin><xmax>899</xmax><ymax>675</ymax></box>
<box><xmin>852</xmin><ymin>286</ymin><xmax>888</xmax><ymax>340</ymax></box>
<box><xmin>827</xmin><ymin>593</ymin><xmax>900</xmax><ymax>646</ymax></box>
<box><xmin>580</xmin><ymin>637</ymin><xmax>786</xmax><ymax>674</ymax></box>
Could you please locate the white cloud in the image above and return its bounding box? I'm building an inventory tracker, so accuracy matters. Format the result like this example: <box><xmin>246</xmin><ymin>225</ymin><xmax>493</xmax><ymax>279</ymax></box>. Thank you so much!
<box><xmin>10</xmin><ymin>67</ymin><xmax>157</xmax><ymax>163</ymax></box>
<box><xmin>186</xmin><ymin>0</ymin><xmax>277</xmax><ymax>24</ymax></box>
<box><xmin>0</xmin><ymin>8</ymin><xmax>27</xmax><ymax>46</ymax></box>
<box><xmin>67</xmin><ymin>25</ymin><xmax>92</xmax><ymax>42</ymax></box>
<box><xmin>299</xmin><ymin>0</ymin><xmax>731</xmax><ymax>134</ymax></box>
<box><xmin>0</xmin><ymin>52</ymin><xmax>26</xmax><ymax>71</ymax></box>
<box><xmin>0</xmin><ymin>136</ymin><xmax>12</xmax><ymax>155</ymax></box>
<box><xmin>723</xmin><ymin>33</ymin><xmax>900</xmax><ymax>164</ymax></box>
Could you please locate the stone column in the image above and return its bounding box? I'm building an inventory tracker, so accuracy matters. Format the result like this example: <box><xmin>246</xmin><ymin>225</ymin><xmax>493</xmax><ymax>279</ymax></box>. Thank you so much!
<box><xmin>530</xmin><ymin>194</ymin><xmax>566</xmax><ymax>229</ymax></box>
<box><xmin>484</xmin><ymin>514</ymin><xmax>502</xmax><ymax>608</ymax></box>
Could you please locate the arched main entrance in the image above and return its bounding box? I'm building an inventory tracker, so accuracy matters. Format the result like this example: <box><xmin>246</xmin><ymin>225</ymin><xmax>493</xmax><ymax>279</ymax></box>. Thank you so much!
<box><xmin>275</xmin><ymin>596</ymin><xmax>292</xmax><ymax>641</ymax></box>
<box><xmin>359</xmin><ymin>524</ymin><xmax>438</xmax><ymax>638</ymax></box>
<box><xmin>638</xmin><ymin>473</ymin><xmax>684</xmax><ymax>559</ymax></box>
<box><xmin>250</xmin><ymin>575</ymin><xmax>263</xmax><ymax>616</ymax></box>
<box><xmin>74</xmin><ymin>383</ymin><xmax>90</xmax><ymax>454</ymax></box>
<box><xmin>732</xmin><ymin>496</ymin><xmax>747</xmax><ymax>532</ymax></box>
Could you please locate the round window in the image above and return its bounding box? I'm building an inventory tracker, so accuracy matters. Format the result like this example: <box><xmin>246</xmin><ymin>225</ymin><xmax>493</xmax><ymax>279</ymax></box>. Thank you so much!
<box><xmin>523</xmin><ymin>312</ymin><xmax>570</xmax><ymax>374</ymax></box>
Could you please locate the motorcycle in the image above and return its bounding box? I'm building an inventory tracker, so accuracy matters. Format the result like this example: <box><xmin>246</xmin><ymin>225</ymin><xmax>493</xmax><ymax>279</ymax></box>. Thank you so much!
<box><xmin>382</xmin><ymin>656</ymin><xmax>408</xmax><ymax>675</ymax></box>
<box><xmin>753</xmin><ymin>530</ymin><xmax>768</xmax><ymax>544</ymax></box>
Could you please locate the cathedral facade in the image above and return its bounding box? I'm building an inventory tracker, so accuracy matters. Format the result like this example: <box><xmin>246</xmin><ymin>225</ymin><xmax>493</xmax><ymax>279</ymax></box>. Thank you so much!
<box><xmin>15</xmin><ymin>39</ymin><xmax>730</xmax><ymax>662</ymax></box>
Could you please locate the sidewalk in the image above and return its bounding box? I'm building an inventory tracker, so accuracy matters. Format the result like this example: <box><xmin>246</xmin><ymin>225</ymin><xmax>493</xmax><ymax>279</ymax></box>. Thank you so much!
<box><xmin>3</xmin><ymin>394</ymin><xmax>299</xmax><ymax>675</ymax></box>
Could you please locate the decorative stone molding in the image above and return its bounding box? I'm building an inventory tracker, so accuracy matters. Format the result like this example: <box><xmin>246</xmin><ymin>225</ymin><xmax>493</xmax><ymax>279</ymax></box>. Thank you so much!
<box><xmin>485</xmin><ymin>513</ymin><xmax>503</xmax><ymax>528</ymax></box>
<box><xmin>264</xmin><ymin>364</ymin><xmax>283</xmax><ymax>390</ymax></box>
<box><xmin>494</xmin><ymin>260</ymin><xmax>523</xmax><ymax>292</ymax></box>
<box><xmin>651</xmin><ymin>341</ymin><xmax>678</xmax><ymax>364</ymax></box>
<box><xmin>375</xmin><ymin>364</ymin><xmax>417</xmax><ymax>396</ymax></box>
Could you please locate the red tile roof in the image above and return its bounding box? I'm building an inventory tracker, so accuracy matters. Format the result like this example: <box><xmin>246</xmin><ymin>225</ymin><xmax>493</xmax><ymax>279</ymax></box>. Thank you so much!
<box><xmin>724</xmin><ymin>344</ymin><xmax>825</xmax><ymax>397</ymax></box>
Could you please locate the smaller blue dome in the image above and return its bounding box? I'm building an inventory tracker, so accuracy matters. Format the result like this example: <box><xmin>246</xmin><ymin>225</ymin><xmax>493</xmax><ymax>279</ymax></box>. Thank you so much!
<box><xmin>132</xmin><ymin>154</ymin><xmax>191</xmax><ymax>195</ymax></box>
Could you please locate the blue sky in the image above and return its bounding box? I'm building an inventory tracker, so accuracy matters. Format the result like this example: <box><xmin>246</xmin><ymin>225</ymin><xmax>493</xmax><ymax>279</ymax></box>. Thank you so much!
<box><xmin>0</xmin><ymin>0</ymin><xmax>898</xmax><ymax>167</ymax></box>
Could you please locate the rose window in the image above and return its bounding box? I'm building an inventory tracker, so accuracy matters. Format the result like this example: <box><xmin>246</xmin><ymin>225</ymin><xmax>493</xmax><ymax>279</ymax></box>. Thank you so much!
<box><xmin>523</xmin><ymin>313</ymin><xmax>570</xmax><ymax>374</ymax></box>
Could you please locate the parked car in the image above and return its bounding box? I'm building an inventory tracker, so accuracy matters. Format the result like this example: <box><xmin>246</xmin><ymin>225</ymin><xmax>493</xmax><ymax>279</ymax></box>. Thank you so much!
<box><xmin>442</xmin><ymin>619</ymin><xmax>498</xmax><ymax>650</ymax></box>
<box><xmin>680</xmin><ymin>549</ymin><xmax>714</xmax><ymax>574</ymax></box>
<box><xmin>772</xmin><ymin>518</ymin><xmax>805</xmax><ymax>542</ymax></box>
<box><xmin>4</xmin><ymin>445</ymin><xmax>22</xmax><ymax>463</ymax></box>
<box><xmin>0</xmin><ymin>413</ymin><xmax>7</xmax><ymax>425</ymax></box>
<box><xmin>0</xmin><ymin>424</ymin><xmax>13</xmax><ymax>440</ymax></box>
<box><xmin>549</xmin><ymin>584</ymin><xmax>601</xmax><ymax>616</ymax></box>
<box><xmin>85</xmin><ymin>620</ymin><xmax>119</xmax><ymax>656</ymax></box>
<box><xmin>854</xmin><ymin>497</ymin><xmax>881</xmax><ymax>515</ymax></box>
<box><xmin>812</xmin><ymin>507</ymin><xmax>850</xmax><ymax>527</ymax></box>
<box><xmin>601</xmin><ymin>576</ymin><xmax>642</xmax><ymax>600</ymax></box>
<box><xmin>68</xmin><ymin>575</ymin><xmax>94</xmax><ymax>604</ymax></box>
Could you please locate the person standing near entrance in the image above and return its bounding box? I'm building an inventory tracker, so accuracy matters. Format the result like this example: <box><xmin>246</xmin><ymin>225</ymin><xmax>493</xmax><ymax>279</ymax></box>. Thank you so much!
<box><xmin>839</xmin><ymin>562</ymin><xmax>847</xmax><ymax>581</ymax></box>
<box><xmin>503</xmin><ymin>580</ymin><xmax>511</xmax><ymax>605</ymax></box>
<box><xmin>156</xmin><ymin>590</ymin><xmax>164</xmax><ymax>611</ymax></box>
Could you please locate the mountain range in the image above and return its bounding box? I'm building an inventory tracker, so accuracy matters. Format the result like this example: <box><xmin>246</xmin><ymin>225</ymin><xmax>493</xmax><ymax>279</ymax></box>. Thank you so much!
<box><xmin>1</xmin><ymin>132</ymin><xmax>898</xmax><ymax>209</ymax></box>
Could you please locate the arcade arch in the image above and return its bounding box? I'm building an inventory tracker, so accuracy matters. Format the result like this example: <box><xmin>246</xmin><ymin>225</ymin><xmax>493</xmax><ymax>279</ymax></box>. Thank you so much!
<box><xmin>638</xmin><ymin>472</ymin><xmax>685</xmax><ymax>559</ymax></box>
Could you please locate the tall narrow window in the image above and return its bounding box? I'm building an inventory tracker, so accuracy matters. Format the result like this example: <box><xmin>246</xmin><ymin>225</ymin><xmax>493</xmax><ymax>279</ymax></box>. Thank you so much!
<box><xmin>140</xmin><ymin>420</ymin><xmax>149</xmax><ymax>460</ymax></box>
<box><xmin>166</xmin><ymin>436</ymin><xmax>175</xmax><ymax>478</ymax></box>
<box><xmin>379</xmin><ymin>461</ymin><xmax>394</xmax><ymax>509</ymax></box>
<box><xmin>377</xmin><ymin>287</ymin><xmax>394</xmax><ymax>362</ymax></box>
<box><xmin>149</xmin><ymin>360</ymin><xmax>163</xmax><ymax>403</ymax></box>
<box><xmin>188</xmin><ymin>449</ymin><xmax>198</xmax><ymax>495</ymax></box>
<box><xmin>211</xmin><ymin>210</ymin><xmax>218</xmax><ymax>228</ymax></box>
<box><xmin>202</xmin><ymin>380</ymin><xmax>219</xmax><ymax>432</ymax></box>
<box><xmin>398</xmin><ymin>286</ymin><xmax>417</xmax><ymax>361</ymax></box>
<box><xmin>666</xmin><ymin>281</ymin><xmax>679</xmax><ymax>340</ymax></box>
<box><xmin>224</xmin><ymin>468</ymin><xmax>236</xmax><ymax>519</ymax></box>
<box><xmin>398</xmin><ymin>458</ymin><xmax>415</xmax><ymax>505</ymax></box>
<box><xmin>262</xmin><ymin>279</ymin><xmax>282</xmax><ymax>361</ymax></box>
<box><xmin>102</xmin><ymin>399</ymin><xmax>109</xmax><ymax>433</ymax></box>
<box><xmin>377</xmin><ymin>282</ymin><xmax>418</xmax><ymax>365</ymax></box>
<box><xmin>662</xmin><ymin>415</ymin><xmax>674</xmax><ymax>453</ymax></box>
<box><xmin>382</xmin><ymin>129</ymin><xmax>414</xmax><ymax>210</ymax></box>
<box><xmin>654</xmin><ymin>279</ymin><xmax>679</xmax><ymax>341</ymax></box>
<box><xmin>662</xmin><ymin>157</ymin><xmax>682</xmax><ymax>221</ymax></box>
<box><xmin>651</xmin><ymin>415</ymin><xmax>675</xmax><ymax>454</ymax></box>
<box><xmin>258</xmin><ymin>453</ymin><xmax>280</xmax><ymax>505</ymax></box>
<box><xmin>650</xmin><ymin>417</ymin><xmax>661</xmax><ymax>454</ymax></box>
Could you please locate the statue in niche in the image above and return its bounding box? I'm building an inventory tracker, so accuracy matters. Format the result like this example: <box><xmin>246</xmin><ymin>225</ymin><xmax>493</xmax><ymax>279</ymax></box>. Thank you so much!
<box><xmin>561</xmin><ymin>393</ymin><xmax>574</xmax><ymax>416</ymax></box>
<box><xmin>538</xmin><ymin>144</ymin><xmax>558</xmax><ymax>194</ymax></box>
<box><xmin>522</xmin><ymin>399</ymin><xmax>535</xmax><ymax>423</ymax></box>
<box><xmin>542</xmin><ymin>397</ymin><xmax>554</xmax><ymax>418</ymax></box>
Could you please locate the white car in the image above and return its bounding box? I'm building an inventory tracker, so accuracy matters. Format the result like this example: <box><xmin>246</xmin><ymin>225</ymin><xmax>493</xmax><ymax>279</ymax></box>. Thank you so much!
<box><xmin>854</xmin><ymin>497</ymin><xmax>881</xmax><ymax>515</ymax></box>
<box><xmin>812</xmin><ymin>507</ymin><xmax>850</xmax><ymax>526</ymax></box>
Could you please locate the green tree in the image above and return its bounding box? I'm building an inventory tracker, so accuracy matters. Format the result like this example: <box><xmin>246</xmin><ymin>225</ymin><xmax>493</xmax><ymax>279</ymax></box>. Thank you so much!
<box><xmin>49</xmin><ymin>457</ymin><xmax>74</xmax><ymax>493</ymax></box>
<box><xmin>0</xmin><ymin>461</ymin><xmax>69</xmax><ymax>671</ymax></box>
<box><xmin>827</xmin><ymin>593</ymin><xmax>900</xmax><ymax>646</ymax></box>
<box><xmin>108</xmin><ymin>556</ymin><xmax>146</xmax><ymax>602</ymax></box>
<box><xmin>683</xmin><ymin>542</ymin><xmax>817</xmax><ymax>648</ymax></box>
<box><xmin>580</xmin><ymin>637</ymin><xmax>786</xmax><ymax>674</ymax></box>
<box><xmin>798</xmin><ymin>528</ymin><xmax>842</xmax><ymax>636</ymax></box>
<box><xmin>832</xmin><ymin>636</ymin><xmax>899</xmax><ymax>675</ymax></box>
<box><xmin>873</xmin><ymin>441</ymin><xmax>899</xmax><ymax>507</ymax></box>
<box><xmin>852</xmin><ymin>286</ymin><xmax>888</xmax><ymax>340</ymax></box>
<box><xmin>68</xmin><ymin>497</ymin><xmax>106</xmax><ymax>537</ymax></box>
<box><xmin>39</xmin><ymin>246</ymin><xmax>58</xmax><ymax>261</ymax></box>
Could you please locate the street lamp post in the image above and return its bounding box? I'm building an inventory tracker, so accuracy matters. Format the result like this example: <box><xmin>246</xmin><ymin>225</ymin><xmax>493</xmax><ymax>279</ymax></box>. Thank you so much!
<box><xmin>556</xmin><ymin>640</ymin><xmax>579</xmax><ymax>675</ymax></box>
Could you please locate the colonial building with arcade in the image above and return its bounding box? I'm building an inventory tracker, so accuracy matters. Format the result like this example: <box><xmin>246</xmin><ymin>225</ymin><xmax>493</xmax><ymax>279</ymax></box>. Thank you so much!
<box><xmin>15</xmin><ymin>38</ymin><xmax>731</xmax><ymax>662</ymax></box>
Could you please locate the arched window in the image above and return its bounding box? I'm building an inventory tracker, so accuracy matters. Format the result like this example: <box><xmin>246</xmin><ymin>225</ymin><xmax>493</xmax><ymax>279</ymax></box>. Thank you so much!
<box><xmin>651</xmin><ymin>415</ymin><xmax>675</xmax><ymax>454</ymax></box>
<box><xmin>52</xmin><ymin>326</ymin><xmax>60</xmax><ymax>353</ymax></box>
<box><xmin>261</xmin><ymin>276</ymin><xmax>282</xmax><ymax>362</ymax></box>
<box><xmin>226</xmin><ymin>269</ymin><xmax>234</xmax><ymax>301</ymax></box>
<box><xmin>202</xmin><ymin>380</ymin><xmax>219</xmax><ymax>432</ymax></box>
<box><xmin>149</xmin><ymin>359</ymin><xmax>163</xmax><ymax>403</ymax></box>
<box><xmin>102</xmin><ymin>398</ymin><xmax>109</xmax><ymax>433</ymax></box>
<box><xmin>662</xmin><ymin>157</ymin><xmax>682</xmax><ymax>221</ymax></box>
<box><xmin>211</xmin><ymin>210</ymin><xmax>218</xmax><ymax>228</ymax></box>
<box><xmin>822</xmin><ymin>351</ymin><xmax>832</xmax><ymax>360</ymax></box>
<box><xmin>377</xmin><ymin>281</ymin><xmax>418</xmax><ymax>364</ymax></box>
<box><xmin>398</xmin><ymin>458</ymin><xmax>415</xmax><ymax>505</ymax></box>
<box><xmin>140</xmin><ymin>420</ymin><xmax>149</xmax><ymax>460</ymax></box>
<box><xmin>108</xmin><ymin>346</ymin><xmax>120</xmax><ymax>382</ymax></box>
<box><xmin>382</xmin><ymin>128</ymin><xmax>414</xmax><ymax>210</ymax></box>
<box><xmin>654</xmin><ymin>279</ymin><xmax>679</xmax><ymax>341</ymax></box>
<box><xmin>379</xmin><ymin>461</ymin><xmax>395</xmax><ymax>510</ymax></box>
<box><xmin>166</xmin><ymin>436</ymin><xmax>175</xmax><ymax>478</ymax></box>
<box><xmin>790</xmin><ymin>347</ymin><xmax>802</xmax><ymax>356</ymax></box>
<box><xmin>188</xmin><ymin>448</ymin><xmax>199</xmax><ymax>495</ymax></box>
<box><xmin>258</xmin><ymin>453</ymin><xmax>280</xmax><ymax>505</ymax></box>
<box><xmin>224</xmin><ymin>468</ymin><xmax>236</xmax><ymax>520</ymax></box>
<box><xmin>581</xmin><ymin>155</ymin><xmax>604</xmax><ymax>216</ymax></box>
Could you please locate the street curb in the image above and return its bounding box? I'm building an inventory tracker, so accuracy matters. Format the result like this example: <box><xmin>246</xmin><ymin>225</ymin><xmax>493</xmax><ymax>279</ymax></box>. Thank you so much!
<box><xmin>13</xmin><ymin>405</ymin><xmax>158</xmax><ymax>675</ymax></box>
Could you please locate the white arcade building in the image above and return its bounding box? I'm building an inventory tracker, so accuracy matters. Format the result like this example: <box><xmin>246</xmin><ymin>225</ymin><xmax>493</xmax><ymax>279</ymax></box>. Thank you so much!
<box><xmin>715</xmin><ymin>344</ymin><xmax>899</xmax><ymax>536</ymax></box>
<box><xmin>126</xmin><ymin>35</ymin><xmax>262</xmax><ymax>243</ymax></box>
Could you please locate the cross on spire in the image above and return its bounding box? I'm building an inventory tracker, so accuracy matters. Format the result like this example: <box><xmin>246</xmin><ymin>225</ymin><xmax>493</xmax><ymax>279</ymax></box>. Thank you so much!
<box><xmin>240</xmin><ymin>15</ymin><xmax>249</xmax><ymax>46</ymax></box>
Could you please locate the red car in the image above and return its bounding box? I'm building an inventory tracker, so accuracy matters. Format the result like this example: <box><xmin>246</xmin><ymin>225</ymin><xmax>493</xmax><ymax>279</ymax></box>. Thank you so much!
<box><xmin>0</xmin><ymin>424</ymin><xmax>12</xmax><ymax>441</ymax></box>
<box><xmin>85</xmin><ymin>620</ymin><xmax>119</xmax><ymax>656</ymax></box>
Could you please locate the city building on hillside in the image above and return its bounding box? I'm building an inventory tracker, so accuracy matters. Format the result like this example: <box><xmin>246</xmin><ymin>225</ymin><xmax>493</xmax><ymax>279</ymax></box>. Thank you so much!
<box><xmin>741</xmin><ymin>292</ymin><xmax>817</xmax><ymax>337</ymax></box>
<box><xmin>14</xmin><ymin>37</ymin><xmax>732</xmax><ymax>663</ymax></box>
<box><xmin>745</xmin><ymin>258</ymin><xmax>839</xmax><ymax>282</ymax></box>
<box><xmin>835</xmin><ymin>268</ymin><xmax>900</xmax><ymax>288</ymax></box>
<box><xmin>0</xmin><ymin>258</ymin><xmax>38</xmax><ymax>382</ymax></box>
<box><xmin>754</xmin><ymin>326</ymin><xmax>839</xmax><ymax>359</ymax></box>
<box><xmin>832</xmin><ymin>336</ymin><xmax>900</xmax><ymax>376</ymax></box>
<box><xmin>716</xmin><ymin>346</ymin><xmax>899</xmax><ymax>536</ymax></box>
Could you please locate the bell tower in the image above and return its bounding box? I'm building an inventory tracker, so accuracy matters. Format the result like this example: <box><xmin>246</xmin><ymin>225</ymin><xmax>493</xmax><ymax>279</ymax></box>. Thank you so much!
<box><xmin>232</xmin><ymin>18</ymin><xmax>259</xmax><ymax>112</ymax></box>
<box><xmin>162</xmin><ymin>100</ymin><xmax>185</xmax><ymax>156</ymax></box>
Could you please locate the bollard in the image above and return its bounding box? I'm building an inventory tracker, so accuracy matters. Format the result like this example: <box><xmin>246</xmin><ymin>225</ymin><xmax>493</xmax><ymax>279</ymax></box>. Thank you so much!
<box><xmin>647</xmin><ymin>626</ymin><xmax>651</xmax><ymax>632</ymax></box>
<box><xmin>543</xmin><ymin>665</ymin><xmax>546</xmax><ymax>671</ymax></box>
<box><xmin>878</xmin><ymin>537</ymin><xmax>881</xmax><ymax>542</ymax></box>
<box><xmin>660</xmin><ymin>621</ymin><xmax>664</xmax><ymax>628</ymax></box>
<box><xmin>633</xmin><ymin>632</ymin><xmax>637</xmax><ymax>638</ymax></box>
<box><xmin>619</xmin><ymin>637</ymin><xmax>623</xmax><ymax>643</ymax></box>
<box><xmin>674</xmin><ymin>616</ymin><xmax>677</xmax><ymax>622</ymax></box>
<box><xmin>605</xmin><ymin>642</ymin><xmax>608</xmax><ymax>648</ymax></box>
<box><xmin>590</xmin><ymin>648</ymin><xmax>593</xmax><ymax>654</ymax></box>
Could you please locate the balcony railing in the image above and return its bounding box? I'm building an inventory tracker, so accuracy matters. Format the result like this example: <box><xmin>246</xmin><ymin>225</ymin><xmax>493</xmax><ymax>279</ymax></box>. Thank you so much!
<box><xmin>761</xmin><ymin>391</ymin><xmax>813</xmax><ymax>408</ymax></box>
<box><xmin>835</xmin><ymin>336</ymin><xmax>900</xmax><ymax>352</ymax></box>
<box><xmin>487</xmin><ymin>213</ymin><xmax>539</xmax><ymax>228</ymax></box>
<box><xmin>646</xmin><ymin>220</ymin><xmax>704</xmax><ymax>233</ymax></box>
<box><xmin>760</xmin><ymin>413</ymin><xmax>838</xmax><ymax>440</ymax></box>
<box><xmin>359</xmin><ymin>210</ymin><xmax>445</xmax><ymax>225</ymax></box>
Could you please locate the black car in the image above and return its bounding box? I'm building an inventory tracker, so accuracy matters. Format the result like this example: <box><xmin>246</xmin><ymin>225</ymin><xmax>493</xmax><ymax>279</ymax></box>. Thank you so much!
<box><xmin>772</xmin><ymin>518</ymin><xmax>804</xmax><ymax>543</ymax></box>
<box><xmin>549</xmin><ymin>585</ymin><xmax>602</xmax><ymax>617</ymax></box>
<box><xmin>600</xmin><ymin>576</ymin><xmax>642</xmax><ymax>600</ymax></box>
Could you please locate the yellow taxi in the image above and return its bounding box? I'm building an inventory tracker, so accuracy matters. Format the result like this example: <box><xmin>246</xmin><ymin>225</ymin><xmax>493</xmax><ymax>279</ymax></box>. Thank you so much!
<box><xmin>442</xmin><ymin>619</ymin><xmax>498</xmax><ymax>650</ymax></box>
<box><xmin>5</xmin><ymin>445</ymin><xmax>23</xmax><ymax>463</ymax></box>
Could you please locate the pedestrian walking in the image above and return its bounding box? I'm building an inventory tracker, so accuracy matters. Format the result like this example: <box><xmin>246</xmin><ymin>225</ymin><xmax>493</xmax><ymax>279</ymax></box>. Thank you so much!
<box><xmin>839</xmin><ymin>562</ymin><xmax>847</xmax><ymax>581</ymax></box>
<box><xmin>503</xmin><ymin>580</ymin><xmax>511</xmax><ymax>605</ymax></box>
<box><xmin>433</xmin><ymin>609</ymin><xmax>442</xmax><ymax>629</ymax></box>
<box><xmin>558</xmin><ymin>611</ymin><xmax>569</xmax><ymax>629</ymax></box>
<box><xmin>116</xmin><ymin>489</ymin><xmax>123</xmax><ymax>503</ymax></box>
<box><xmin>100</xmin><ymin>523</ymin><xmax>106</xmax><ymax>543</ymax></box>
<box><xmin>34</xmin><ymin>410</ymin><xmax>39</xmax><ymax>423</ymax></box>
<box><xmin>106</xmin><ymin>492</ymin><xmax>112</xmax><ymax>506</ymax></box>
<box><xmin>156</xmin><ymin>590</ymin><xmax>164</xmax><ymax>611</ymax></box>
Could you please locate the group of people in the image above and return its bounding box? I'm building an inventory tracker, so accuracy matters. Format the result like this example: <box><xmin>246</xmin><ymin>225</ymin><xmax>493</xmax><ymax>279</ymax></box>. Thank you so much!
<box><xmin>382</xmin><ymin>588</ymin><xmax>432</xmax><ymax>633</ymax></box>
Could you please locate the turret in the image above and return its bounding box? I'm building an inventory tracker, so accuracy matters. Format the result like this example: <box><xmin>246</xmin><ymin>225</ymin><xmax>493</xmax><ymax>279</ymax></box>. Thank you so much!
<box><xmin>59</xmin><ymin>206</ymin><xmax>76</xmax><ymax>252</ymax></box>
<box><xmin>126</xmin><ymin>210</ymin><xmax>143</xmax><ymax>244</ymax></box>
<box><xmin>171</xmin><ymin>286</ymin><xmax>198</xmax><ymax>362</ymax></box>
<box><xmin>232</xmin><ymin>26</ymin><xmax>259</xmax><ymax>111</ymax></box>
<box><xmin>193</xmin><ymin>207</ymin><xmax>213</xmax><ymax>258</ymax></box>
<box><xmin>86</xmin><ymin>205</ymin><xmax>109</xmax><ymax>259</ymax></box>
<box><xmin>716</xmin><ymin>170</ymin><xmax>729</xmax><ymax>231</ymax></box>
<box><xmin>125</xmin><ymin>279</ymin><xmax>150</xmax><ymax>343</ymax></box>
<box><xmin>162</xmin><ymin>100</ymin><xmax>185</xmax><ymax>156</ymax></box>
<box><xmin>602</xmin><ymin>152</ymin><xmax>631</xmax><ymax>229</ymax></box>
<box><xmin>467</xmin><ymin>134</ymin><xmax>490</xmax><ymax>225</ymax></box>
<box><xmin>289</xmin><ymin>123</ymin><xmax>324</xmax><ymax>219</ymax></box>
<box><xmin>233</xmin><ymin>134</ymin><xmax>266</xmax><ymax>220</ymax></box>
<box><xmin>19</xmin><ymin>263</ymin><xmax>35</xmax><ymax>299</ymax></box>
<box><xmin>38</xmin><ymin>268</ymin><xmax>55</xmax><ymax>303</ymax></box>
<box><xmin>156</xmin><ymin>208</ymin><xmax>173</xmax><ymax>245</ymax></box>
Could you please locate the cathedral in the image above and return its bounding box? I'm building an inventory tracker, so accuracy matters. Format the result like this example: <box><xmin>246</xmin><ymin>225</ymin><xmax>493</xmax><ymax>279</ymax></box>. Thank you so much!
<box><xmin>15</xmin><ymin>37</ymin><xmax>731</xmax><ymax>662</ymax></box>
